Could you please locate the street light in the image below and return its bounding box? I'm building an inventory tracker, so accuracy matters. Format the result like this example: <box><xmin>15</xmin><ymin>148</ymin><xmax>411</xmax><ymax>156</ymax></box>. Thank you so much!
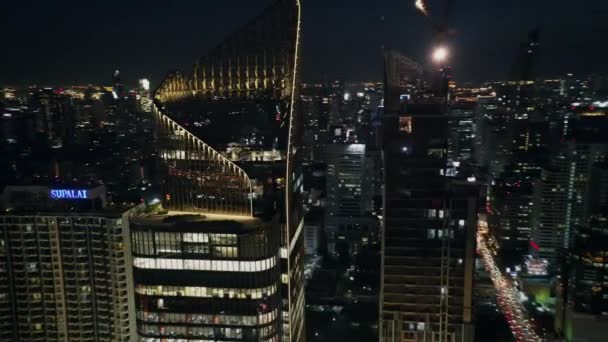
<box><xmin>432</xmin><ymin>46</ymin><xmax>449</xmax><ymax>63</ymax></box>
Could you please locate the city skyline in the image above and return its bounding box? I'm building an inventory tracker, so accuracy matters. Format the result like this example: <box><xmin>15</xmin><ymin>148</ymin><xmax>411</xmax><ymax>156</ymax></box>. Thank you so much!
<box><xmin>1</xmin><ymin>0</ymin><xmax>607</xmax><ymax>86</ymax></box>
<box><xmin>2</xmin><ymin>0</ymin><xmax>608</xmax><ymax>341</ymax></box>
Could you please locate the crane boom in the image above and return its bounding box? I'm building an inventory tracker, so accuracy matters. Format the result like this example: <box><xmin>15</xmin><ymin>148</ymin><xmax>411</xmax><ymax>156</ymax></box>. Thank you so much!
<box><xmin>414</xmin><ymin>0</ymin><xmax>455</xmax><ymax>41</ymax></box>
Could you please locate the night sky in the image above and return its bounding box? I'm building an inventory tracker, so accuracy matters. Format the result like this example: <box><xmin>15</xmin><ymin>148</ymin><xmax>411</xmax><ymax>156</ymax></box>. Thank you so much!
<box><xmin>1</xmin><ymin>0</ymin><xmax>607</xmax><ymax>86</ymax></box>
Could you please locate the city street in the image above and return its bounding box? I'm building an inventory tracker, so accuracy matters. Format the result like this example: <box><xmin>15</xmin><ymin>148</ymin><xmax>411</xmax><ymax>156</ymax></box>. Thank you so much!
<box><xmin>477</xmin><ymin>218</ymin><xmax>543</xmax><ymax>342</ymax></box>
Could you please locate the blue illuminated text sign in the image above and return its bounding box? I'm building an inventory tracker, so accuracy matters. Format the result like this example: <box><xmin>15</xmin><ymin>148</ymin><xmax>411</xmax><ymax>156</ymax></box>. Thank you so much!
<box><xmin>50</xmin><ymin>189</ymin><xmax>89</xmax><ymax>200</ymax></box>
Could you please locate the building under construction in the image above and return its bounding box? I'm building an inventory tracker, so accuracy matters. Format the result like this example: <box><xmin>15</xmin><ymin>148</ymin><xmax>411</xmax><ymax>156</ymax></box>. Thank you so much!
<box><xmin>379</xmin><ymin>51</ymin><xmax>478</xmax><ymax>342</ymax></box>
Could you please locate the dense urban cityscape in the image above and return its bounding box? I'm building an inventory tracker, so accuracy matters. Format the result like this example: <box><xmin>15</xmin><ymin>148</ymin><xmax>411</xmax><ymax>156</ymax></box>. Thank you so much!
<box><xmin>1</xmin><ymin>0</ymin><xmax>607</xmax><ymax>341</ymax></box>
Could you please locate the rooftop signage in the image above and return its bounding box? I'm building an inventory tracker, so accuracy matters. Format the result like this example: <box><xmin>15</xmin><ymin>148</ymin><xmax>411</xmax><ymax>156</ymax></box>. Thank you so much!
<box><xmin>50</xmin><ymin>189</ymin><xmax>89</xmax><ymax>200</ymax></box>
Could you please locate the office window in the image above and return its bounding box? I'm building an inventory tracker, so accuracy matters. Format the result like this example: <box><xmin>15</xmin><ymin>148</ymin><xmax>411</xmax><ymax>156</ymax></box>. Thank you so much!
<box><xmin>399</xmin><ymin>116</ymin><xmax>413</xmax><ymax>134</ymax></box>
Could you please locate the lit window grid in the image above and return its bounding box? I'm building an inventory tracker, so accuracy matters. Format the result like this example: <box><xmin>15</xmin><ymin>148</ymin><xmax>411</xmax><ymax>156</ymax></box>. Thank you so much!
<box><xmin>133</xmin><ymin>256</ymin><xmax>276</xmax><ymax>272</ymax></box>
<box><xmin>137</xmin><ymin>309</ymin><xmax>277</xmax><ymax>326</ymax></box>
<box><xmin>140</xmin><ymin>325</ymin><xmax>244</xmax><ymax>339</ymax></box>
<box><xmin>135</xmin><ymin>284</ymin><xmax>277</xmax><ymax>299</ymax></box>
<box><xmin>140</xmin><ymin>337</ymin><xmax>278</xmax><ymax>342</ymax></box>
<box><xmin>0</xmin><ymin>215</ymin><xmax>132</xmax><ymax>340</ymax></box>
<box><xmin>131</xmin><ymin>229</ymin><xmax>278</xmax><ymax>259</ymax></box>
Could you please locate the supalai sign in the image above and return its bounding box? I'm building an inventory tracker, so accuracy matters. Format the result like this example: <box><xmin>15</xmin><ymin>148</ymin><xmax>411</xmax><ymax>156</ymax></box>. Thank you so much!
<box><xmin>50</xmin><ymin>189</ymin><xmax>89</xmax><ymax>200</ymax></box>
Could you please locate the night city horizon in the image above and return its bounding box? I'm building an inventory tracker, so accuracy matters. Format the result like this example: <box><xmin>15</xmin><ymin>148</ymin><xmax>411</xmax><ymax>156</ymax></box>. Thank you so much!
<box><xmin>1</xmin><ymin>1</ymin><xmax>608</xmax><ymax>342</ymax></box>
<box><xmin>1</xmin><ymin>0</ymin><xmax>607</xmax><ymax>85</ymax></box>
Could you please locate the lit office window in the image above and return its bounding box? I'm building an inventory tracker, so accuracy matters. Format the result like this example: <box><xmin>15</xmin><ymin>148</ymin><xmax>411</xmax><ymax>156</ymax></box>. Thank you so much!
<box><xmin>399</xmin><ymin>116</ymin><xmax>413</xmax><ymax>134</ymax></box>
<box><xmin>133</xmin><ymin>256</ymin><xmax>276</xmax><ymax>272</ymax></box>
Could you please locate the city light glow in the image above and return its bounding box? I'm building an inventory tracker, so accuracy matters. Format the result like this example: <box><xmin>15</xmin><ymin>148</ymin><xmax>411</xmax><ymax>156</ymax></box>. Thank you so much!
<box><xmin>478</xmin><ymin>219</ymin><xmax>543</xmax><ymax>342</ymax></box>
<box><xmin>3</xmin><ymin>2</ymin><xmax>605</xmax><ymax>341</ymax></box>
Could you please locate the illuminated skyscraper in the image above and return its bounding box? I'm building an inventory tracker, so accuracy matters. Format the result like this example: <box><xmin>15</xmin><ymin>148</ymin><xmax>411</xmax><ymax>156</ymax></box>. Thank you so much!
<box><xmin>133</xmin><ymin>1</ymin><xmax>305</xmax><ymax>341</ymax></box>
<box><xmin>557</xmin><ymin>163</ymin><xmax>608</xmax><ymax>341</ymax></box>
<box><xmin>325</xmin><ymin>143</ymin><xmax>377</xmax><ymax>256</ymax></box>
<box><xmin>531</xmin><ymin>132</ymin><xmax>608</xmax><ymax>271</ymax></box>
<box><xmin>448</xmin><ymin>102</ymin><xmax>476</xmax><ymax>164</ymax></box>
<box><xmin>137</xmin><ymin>79</ymin><xmax>153</xmax><ymax>113</ymax></box>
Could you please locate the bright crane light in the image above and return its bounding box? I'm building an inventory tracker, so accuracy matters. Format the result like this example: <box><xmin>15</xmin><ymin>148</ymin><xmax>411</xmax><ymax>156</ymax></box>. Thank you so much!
<box><xmin>415</xmin><ymin>0</ymin><xmax>429</xmax><ymax>16</ymax></box>
<box><xmin>432</xmin><ymin>46</ymin><xmax>449</xmax><ymax>63</ymax></box>
<box><xmin>140</xmin><ymin>78</ymin><xmax>150</xmax><ymax>91</ymax></box>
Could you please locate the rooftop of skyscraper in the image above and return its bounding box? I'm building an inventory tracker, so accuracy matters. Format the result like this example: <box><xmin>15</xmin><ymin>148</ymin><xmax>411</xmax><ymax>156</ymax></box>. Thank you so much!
<box><xmin>132</xmin><ymin>211</ymin><xmax>265</xmax><ymax>234</ymax></box>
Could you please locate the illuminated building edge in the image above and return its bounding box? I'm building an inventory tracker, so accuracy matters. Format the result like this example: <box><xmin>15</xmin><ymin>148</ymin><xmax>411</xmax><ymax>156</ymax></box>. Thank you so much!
<box><xmin>144</xmin><ymin>1</ymin><xmax>305</xmax><ymax>341</ymax></box>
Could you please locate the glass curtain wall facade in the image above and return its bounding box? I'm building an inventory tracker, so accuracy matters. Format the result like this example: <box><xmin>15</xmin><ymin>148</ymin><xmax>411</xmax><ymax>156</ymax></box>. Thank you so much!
<box><xmin>140</xmin><ymin>1</ymin><xmax>305</xmax><ymax>341</ymax></box>
<box><xmin>131</xmin><ymin>215</ymin><xmax>282</xmax><ymax>341</ymax></box>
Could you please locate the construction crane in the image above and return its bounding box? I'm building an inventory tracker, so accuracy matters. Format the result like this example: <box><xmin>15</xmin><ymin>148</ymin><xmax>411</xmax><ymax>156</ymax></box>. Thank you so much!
<box><xmin>414</xmin><ymin>0</ymin><xmax>455</xmax><ymax>64</ymax></box>
<box><xmin>413</xmin><ymin>4</ymin><xmax>457</xmax><ymax>341</ymax></box>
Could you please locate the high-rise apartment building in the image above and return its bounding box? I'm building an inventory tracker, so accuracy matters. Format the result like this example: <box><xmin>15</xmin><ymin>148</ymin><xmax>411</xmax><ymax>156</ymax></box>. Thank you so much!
<box><xmin>570</xmin><ymin>214</ymin><xmax>608</xmax><ymax>315</ymax></box>
<box><xmin>300</xmin><ymin>83</ymin><xmax>330</xmax><ymax>163</ymax></box>
<box><xmin>531</xmin><ymin>138</ymin><xmax>608</xmax><ymax>269</ymax></box>
<box><xmin>380</xmin><ymin>52</ymin><xmax>477</xmax><ymax>342</ymax></box>
<box><xmin>530</xmin><ymin>157</ymin><xmax>572</xmax><ymax>267</ymax></box>
<box><xmin>303</xmin><ymin>210</ymin><xmax>322</xmax><ymax>256</ymax></box>
<box><xmin>492</xmin><ymin>169</ymin><xmax>535</xmax><ymax>260</ymax></box>
<box><xmin>492</xmin><ymin>120</ymin><xmax>549</xmax><ymax>265</ymax></box>
<box><xmin>557</xmin><ymin>163</ymin><xmax>608</xmax><ymax>341</ymax></box>
<box><xmin>325</xmin><ymin>143</ymin><xmax>376</xmax><ymax>255</ymax></box>
<box><xmin>0</xmin><ymin>185</ymin><xmax>138</xmax><ymax>342</ymax></box>
<box><xmin>473</xmin><ymin>95</ymin><xmax>510</xmax><ymax>178</ymax></box>
<box><xmin>448</xmin><ymin>102</ymin><xmax>476</xmax><ymax>164</ymax></box>
<box><xmin>136</xmin><ymin>1</ymin><xmax>305</xmax><ymax>341</ymax></box>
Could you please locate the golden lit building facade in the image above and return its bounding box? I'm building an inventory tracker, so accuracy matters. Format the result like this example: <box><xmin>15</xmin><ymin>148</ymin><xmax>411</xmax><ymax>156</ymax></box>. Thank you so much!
<box><xmin>133</xmin><ymin>1</ymin><xmax>305</xmax><ymax>341</ymax></box>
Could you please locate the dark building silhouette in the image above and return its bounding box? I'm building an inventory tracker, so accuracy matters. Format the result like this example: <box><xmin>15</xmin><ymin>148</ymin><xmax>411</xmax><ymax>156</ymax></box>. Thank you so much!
<box><xmin>512</xmin><ymin>28</ymin><xmax>541</xmax><ymax>82</ymax></box>
<box><xmin>380</xmin><ymin>51</ymin><xmax>477</xmax><ymax>342</ymax></box>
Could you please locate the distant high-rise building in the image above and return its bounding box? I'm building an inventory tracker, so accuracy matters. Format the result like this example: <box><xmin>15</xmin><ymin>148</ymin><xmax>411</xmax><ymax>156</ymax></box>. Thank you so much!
<box><xmin>301</xmin><ymin>83</ymin><xmax>331</xmax><ymax>163</ymax></box>
<box><xmin>473</xmin><ymin>95</ymin><xmax>500</xmax><ymax>174</ymax></box>
<box><xmin>113</xmin><ymin>69</ymin><xmax>125</xmax><ymax>99</ymax></box>
<box><xmin>28</xmin><ymin>88</ymin><xmax>77</xmax><ymax>148</ymax></box>
<box><xmin>448</xmin><ymin>101</ymin><xmax>476</xmax><ymax>164</ymax></box>
<box><xmin>512</xmin><ymin>28</ymin><xmax>540</xmax><ymax>82</ymax></box>
<box><xmin>492</xmin><ymin>119</ymin><xmax>550</xmax><ymax>265</ymax></box>
<box><xmin>560</xmin><ymin>163</ymin><xmax>608</xmax><ymax>341</ymax></box>
<box><xmin>531</xmin><ymin>136</ymin><xmax>608</xmax><ymax>270</ymax></box>
<box><xmin>530</xmin><ymin>154</ymin><xmax>576</xmax><ymax>271</ymax></box>
<box><xmin>325</xmin><ymin>143</ymin><xmax>376</xmax><ymax>255</ymax></box>
<box><xmin>137</xmin><ymin>79</ymin><xmax>153</xmax><ymax>113</ymax></box>
<box><xmin>475</xmin><ymin>96</ymin><xmax>512</xmax><ymax>178</ymax></box>
<box><xmin>380</xmin><ymin>52</ymin><xmax>477</xmax><ymax>342</ymax></box>
<box><xmin>584</xmin><ymin>162</ymin><xmax>608</xmax><ymax>217</ymax></box>
<box><xmin>0</xmin><ymin>107</ymin><xmax>35</xmax><ymax>152</ymax></box>
<box><xmin>303</xmin><ymin>209</ymin><xmax>323</xmax><ymax>256</ymax></box>
<box><xmin>570</xmin><ymin>215</ymin><xmax>608</xmax><ymax>315</ymax></box>
<box><xmin>139</xmin><ymin>1</ymin><xmax>305</xmax><ymax>341</ymax></box>
<box><xmin>327</xmin><ymin>81</ymin><xmax>343</xmax><ymax>128</ymax></box>
<box><xmin>0</xmin><ymin>185</ymin><xmax>139</xmax><ymax>342</ymax></box>
<box><xmin>493</xmin><ymin>172</ymin><xmax>535</xmax><ymax>265</ymax></box>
